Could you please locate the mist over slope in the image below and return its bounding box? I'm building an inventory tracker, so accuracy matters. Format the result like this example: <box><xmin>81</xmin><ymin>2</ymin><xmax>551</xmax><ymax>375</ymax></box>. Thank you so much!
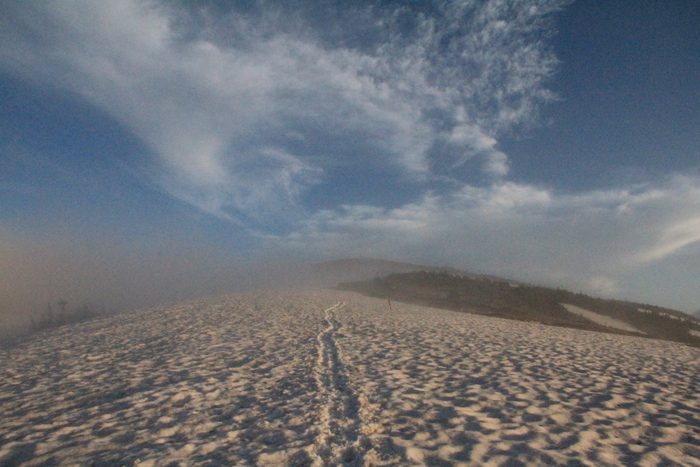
<box><xmin>311</xmin><ymin>258</ymin><xmax>466</xmax><ymax>286</ymax></box>
<box><xmin>3</xmin><ymin>255</ymin><xmax>694</xmax><ymax>346</ymax></box>
<box><xmin>310</xmin><ymin>258</ymin><xmax>529</xmax><ymax>287</ymax></box>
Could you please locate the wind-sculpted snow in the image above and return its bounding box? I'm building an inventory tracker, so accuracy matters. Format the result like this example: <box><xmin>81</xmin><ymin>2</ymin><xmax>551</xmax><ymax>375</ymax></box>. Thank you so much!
<box><xmin>1</xmin><ymin>291</ymin><xmax>700</xmax><ymax>466</ymax></box>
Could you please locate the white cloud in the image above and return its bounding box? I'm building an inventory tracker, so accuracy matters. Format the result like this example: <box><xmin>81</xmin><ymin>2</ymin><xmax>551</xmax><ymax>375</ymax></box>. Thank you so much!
<box><xmin>0</xmin><ymin>0</ymin><xmax>565</xmax><ymax>228</ymax></box>
<box><xmin>587</xmin><ymin>276</ymin><xmax>620</xmax><ymax>296</ymax></box>
<box><xmin>272</xmin><ymin>175</ymin><xmax>700</xmax><ymax>307</ymax></box>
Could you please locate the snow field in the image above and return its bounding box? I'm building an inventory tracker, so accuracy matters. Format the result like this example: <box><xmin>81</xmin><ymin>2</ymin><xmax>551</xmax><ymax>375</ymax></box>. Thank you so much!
<box><xmin>1</xmin><ymin>293</ymin><xmax>329</xmax><ymax>466</ymax></box>
<box><xmin>334</xmin><ymin>294</ymin><xmax>700</xmax><ymax>466</ymax></box>
<box><xmin>0</xmin><ymin>290</ymin><xmax>699</xmax><ymax>466</ymax></box>
<box><xmin>560</xmin><ymin>304</ymin><xmax>646</xmax><ymax>335</ymax></box>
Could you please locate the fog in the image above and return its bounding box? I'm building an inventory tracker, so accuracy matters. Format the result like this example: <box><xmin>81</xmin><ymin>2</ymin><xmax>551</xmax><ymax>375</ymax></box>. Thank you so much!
<box><xmin>0</xmin><ymin>235</ymin><xmax>323</xmax><ymax>341</ymax></box>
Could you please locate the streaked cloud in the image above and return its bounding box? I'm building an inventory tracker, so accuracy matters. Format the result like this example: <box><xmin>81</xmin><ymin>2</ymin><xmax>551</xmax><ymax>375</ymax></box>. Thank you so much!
<box><xmin>0</xmin><ymin>0</ymin><xmax>564</xmax><ymax>229</ymax></box>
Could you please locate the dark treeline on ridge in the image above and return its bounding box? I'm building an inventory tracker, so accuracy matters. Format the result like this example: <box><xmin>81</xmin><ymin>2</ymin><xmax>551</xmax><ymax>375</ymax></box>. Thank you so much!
<box><xmin>337</xmin><ymin>271</ymin><xmax>700</xmax><ymax>347</ymax></box>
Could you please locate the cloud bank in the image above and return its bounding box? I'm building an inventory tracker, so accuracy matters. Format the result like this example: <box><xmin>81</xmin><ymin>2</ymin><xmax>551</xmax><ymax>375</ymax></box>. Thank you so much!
<box><xmin>276</xmin><ymin>176</ymin><xmax>700</xmax><ymax>295</ymax></box>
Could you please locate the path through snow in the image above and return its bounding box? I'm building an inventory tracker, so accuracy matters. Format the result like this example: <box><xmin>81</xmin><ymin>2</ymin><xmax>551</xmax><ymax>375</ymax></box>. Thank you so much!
<box><xmin>312</xmin><ymin>302</ymin><xmax>363</xmax><ymax>466</ymax></box>
<box><xmin>1</xmin><ymin>291</ymin><xmax>699</xmax><ymax>466</ymax></box>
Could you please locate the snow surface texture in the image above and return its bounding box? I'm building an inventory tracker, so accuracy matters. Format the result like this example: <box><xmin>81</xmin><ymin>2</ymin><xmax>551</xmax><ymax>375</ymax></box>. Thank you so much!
<box><xmin>1</xmin><ymin>291</ymin><xmax>699</xmax><ymax>466</ymax></box>
<box><xmin>561</xmin><ymin>304</ymin><xmax>646</xmax><ymax>335</ymax></box>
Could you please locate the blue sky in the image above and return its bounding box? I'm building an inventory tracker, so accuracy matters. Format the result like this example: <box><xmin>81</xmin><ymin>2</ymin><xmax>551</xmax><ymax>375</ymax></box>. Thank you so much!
<box><xmin>1</xmin><ymin>0</ymin><xmax>699</xmax><ymax>318</ymax></box>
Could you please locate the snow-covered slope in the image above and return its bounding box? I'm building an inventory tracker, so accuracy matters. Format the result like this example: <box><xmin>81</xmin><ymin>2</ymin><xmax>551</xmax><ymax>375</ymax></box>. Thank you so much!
<box><xmin>561</xmin><ymin>303</ymin><xmax>646</xmax><ymax>334</ymax></box>
<box><xmin>1</xmin><ymin>291</ymin><xmax>699</xmax><ymax>466</ymax></box>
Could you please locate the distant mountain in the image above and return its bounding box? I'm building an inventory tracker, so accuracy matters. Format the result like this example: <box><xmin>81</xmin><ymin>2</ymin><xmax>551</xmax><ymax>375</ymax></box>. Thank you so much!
<box><xmin>313</xmin><ymin>258</ymin><xmax>459</xmax><ymax>284</ymax></box>
<box><xmin>336</xmin><ymin>270</ymin><xmax>700</xmax><ymax>347</ymax></box>
<box><xmin>313</xmin><ymin>258</ymin><xmax>522</xmax><ymax>287</ymax></box>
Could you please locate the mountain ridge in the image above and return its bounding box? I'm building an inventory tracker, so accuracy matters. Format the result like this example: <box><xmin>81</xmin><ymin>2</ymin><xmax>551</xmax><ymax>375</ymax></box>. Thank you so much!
<box><xmin>335</xmin><ymin>269</ymin><xmax>700</xmax><ymax>347</ymax></box>
<box><xmin>313</xmin><ymin>258</ymin><xmax>525</xmax><ymax>286</ymax></box>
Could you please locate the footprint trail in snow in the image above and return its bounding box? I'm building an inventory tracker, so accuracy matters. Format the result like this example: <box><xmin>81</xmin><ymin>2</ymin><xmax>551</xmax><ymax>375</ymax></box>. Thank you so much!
<box><xmin>1</xmin><ymin>290</ymin><xmax>699</xmax><ymax>466</ymax></box>
<box><xmin>312</xmin><ymin>302</ymin><xmax>363</xmax><ymax>466</ymax></box>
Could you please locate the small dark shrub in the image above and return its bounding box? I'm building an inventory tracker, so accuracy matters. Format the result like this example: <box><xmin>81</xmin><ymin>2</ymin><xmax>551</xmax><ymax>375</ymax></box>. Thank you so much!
<box><xmin>31</xmin><ymin>299</ymin><xmax>104</xmax><ymax>332</ymax></box>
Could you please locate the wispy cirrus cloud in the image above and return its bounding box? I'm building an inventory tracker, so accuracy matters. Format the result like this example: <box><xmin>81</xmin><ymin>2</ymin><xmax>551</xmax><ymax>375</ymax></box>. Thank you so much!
<box><xmin>0</xmin><ymin>0</ymin><xmax>565</xmax><ymax>229</ymax></box>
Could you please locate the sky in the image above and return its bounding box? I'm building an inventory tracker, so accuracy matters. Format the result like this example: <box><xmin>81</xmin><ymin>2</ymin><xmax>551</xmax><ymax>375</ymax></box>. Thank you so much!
<box><xmin>1</xmin><ymin>0</ymin><xmax>699</xmax><ymax>328</ymax></box>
